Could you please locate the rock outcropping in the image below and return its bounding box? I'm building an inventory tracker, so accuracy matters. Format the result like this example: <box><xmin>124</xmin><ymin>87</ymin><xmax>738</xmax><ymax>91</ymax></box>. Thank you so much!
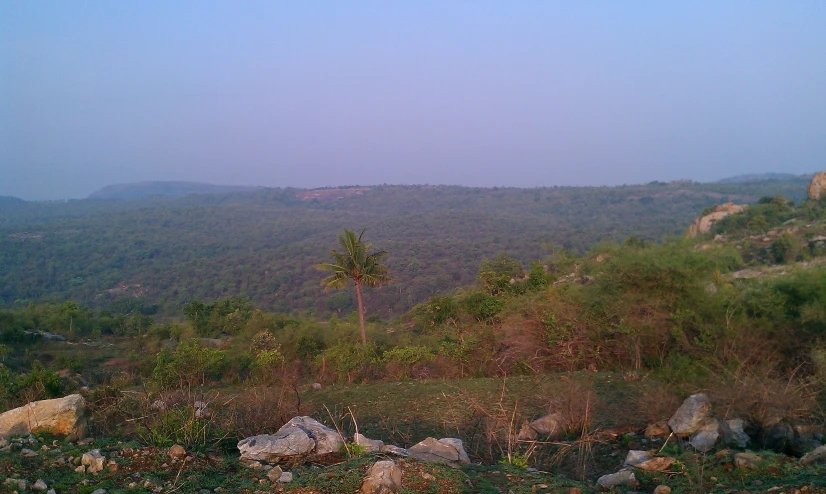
<box><xmin>687</xmin><ymin>203</ymin><xmax>747</xmax><ymax>237</ymax></box>
<box><xmin>238</xmin><ymin>416</ymin><xmax>343</xmax><ymax>462</ymax></box>
<box><xmin>808</xmin><ymin>171</ymin><xmax>826</xmax><ymax>200</ymax></box>
<box><xmin>0</xmin><ymin>394</ymin><xmax>87</xmax><ymax>440</ymax></box>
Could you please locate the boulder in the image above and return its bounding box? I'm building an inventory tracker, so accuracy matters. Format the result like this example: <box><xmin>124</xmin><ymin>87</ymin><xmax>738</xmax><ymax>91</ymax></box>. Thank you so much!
<box><xmin>788</xmin><ymin>438</ymin><xmax>822</xmax><ymax>457</ymax></box>
<box><xmin>167</xmin><ymin>444</ymin><xmax>187</xmax><ymax>459</ymax></box>
<box><xmin>237</xmin><ymin>428</ymin><xmax>315</xmax><ymax>462</ymax></box>
<box><xmin>266</xmin><ymin>466</ymin><xmax>283</xmax><ymax>482</ymax></box>
<box><xmin>760</xmin><ymin>422</ymin><xmax>794</xmax><ymax>453</ymax></box>
<box><xmin>596</xmin><ymin>469</ymin><xmax>638</xmax><ymax>489</ymax></box>
<box><xmin>82</xmin><ymin>449</ymin><xmax>106</xmax><ymax>474</ymax></box>
<box><xmin>409</xmin><ymin>437</ymin><xmax>470</xmax><ymax>467</ymax></box>
<box><xmin>516</xmin><ymin>421</ymin><xmax>539</xmax><ymax>441</ymax></box>
<box><xmin>721</xmin><ymin>418</ymin><xmax>750</xmax><ymax>448</ymax></box>
<box><xmin>800</xmin><ymin>445</ymin><xmax>826</xmax><ymax>465</ymax></box>
<box><xmin>0</xmin><ymin>394</ymin><xmax>87</xmax><ymax>440</ymax></box>
<box><xmin>668</xmin><ymin>393</ymin><xmax>711</xmax><ymax>436</ymax></box>
<box><xmin>361</xmin><ymin>460</ymin><xmax>402</xmax><ymax>494</ymax></box>
<box><xmin>645</xmin><ymin>421</ymin><xmax>671</xmax><ymax>438</ymax></box>
<box><xmin>687</xmin><ymin>203</ymin><xmax>747</xmax><ymax>237</ymax></box>
<box><xmin>354</xmin><ymin>432</ymin><xmax>384</xmax><ymax>453</ymax></box>
<box><xmin>530</xmin><ymin>412</ymin><xmax>563</xmax><ymax>440</ymax></box>
<box><xmin>690</xmin><ymin>419</ymin><xmax>720</xmax><ymax>453</ymax></box>
<box><xmin>734</xmin><ymin>452</ymin><xmax>763</xmax><ymax>469</ymax></box>
<box><xmin>808</xmin><ymin>171</ymin><xmax>826</xmax><ymax>200</ymax></box>
<box><xmin>380</xmin><ymin>444</ymin><xmax>410</xmax><ymax>457</ymax></box>
<box><xmin>280</xmin><ymin>416</ymin><xmax>343</xmax><ymax>454</ymax></box>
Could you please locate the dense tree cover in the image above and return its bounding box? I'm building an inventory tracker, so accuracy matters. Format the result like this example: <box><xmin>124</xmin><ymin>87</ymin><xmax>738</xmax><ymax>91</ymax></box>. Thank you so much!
<box><xmin>0</xmin><ymin>179</ymin><xmax>812</xmax><ymax>317</ymax></box>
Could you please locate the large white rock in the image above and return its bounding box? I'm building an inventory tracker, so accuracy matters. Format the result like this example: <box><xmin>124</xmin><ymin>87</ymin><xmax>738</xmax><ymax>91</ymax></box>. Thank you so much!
<box><xmin>280</xmin><ymin>416</ymin><xmax>343</xmax><ymax>454</ymax></box>
<box><xmin>0</xmin><ymin>394</ymin><xmax>87</xmax><ymax>440</ymax></box>
<box><xmin>409</xmin><ymin>437</ymin><xmax>470</xmax><ymax>467</ymax></box>
<box><xmin>668</xmin><ymin>393</ymin><xmax>711</xmax><ymax>436</ymax></box>
<box><xmin>361</xmin><ymin>460</ymin><xmax>402</xmax><ymax>494</ymax></box>
<box><xmin>238</xmin><ymin>428</ymin><xmax>315</xmax><ymax>462</ymax></box>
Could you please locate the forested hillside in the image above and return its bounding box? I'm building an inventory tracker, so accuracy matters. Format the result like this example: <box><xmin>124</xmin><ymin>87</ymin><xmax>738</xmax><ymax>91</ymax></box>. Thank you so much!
<box><xmin>0</xmin><ymin>178</ymin><xmax>811</xmax><ymax>316</ymax></box>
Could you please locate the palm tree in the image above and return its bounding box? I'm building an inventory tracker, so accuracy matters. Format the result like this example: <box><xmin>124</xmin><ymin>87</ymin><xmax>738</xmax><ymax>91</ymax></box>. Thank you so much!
<box><xmin>317</xmin><ymin>229</ymin><xmax>392</xmax><ymax>345</ymax></box>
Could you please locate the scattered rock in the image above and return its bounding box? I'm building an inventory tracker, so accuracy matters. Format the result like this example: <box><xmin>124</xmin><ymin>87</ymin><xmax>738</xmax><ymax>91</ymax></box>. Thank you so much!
<box><xmin>91</xmin><ymin>489</ymin><xmax>106</xmax><ymax>494</ymax></box>
<box><xmin>21</xmin><ymin>447</ymin><xmax>39</xmax><ymax>457</ymax></box>
<box><xmin>354</xmin><ymin>432</ymin><xmax>384</xmax><ymax>453</ymax></box>
<box><xmin>279</xmin><ymin>471</ymin><xmax>293</xmax><ymax>483</ymax></box>
<box><xmin>82</xmin><ymin>449</ymin><xmax>107</xmax><ymax>473</ymax></box>
<box><xmin>653</xmin><ymin>486</ymin><xmax>671</xmax><ymax>494</ymax></box>
<box><xmin>788</xmin><ymin>438</ymin><xmax>822</xmax><ymax>457</ymax></box>
<box><xmin>721</xmin><ymin>419</ymin><xmax>750</xmax><ymax>448</ymax></box>
<box><xmin>734</xmin><ymin>452</ymin><xmax>763</xmax><ymax>469</ymax></box>
<box><xmin>33</xmin><ymin>479</ymin><xmax>48</xmax><ymax>491</ymax></box>
<box><xmin>760</xmin><ymin>422</ymin><xmax>794</xmax><ymax>453</ymax></box>
<box><xmin>516</xmin><ymin>421</ymin><xmax>539</xmax><ymax>441</ymax></box>
<box><xmin>238</xmin><ymin>429</ymin><xmax>315</xmax><ymax>462</ymax></box>
<box><xmin>167</xmin><ymin>444</ymin><xmax>187</xmax><ymax>459</ymax></box>
<box><xmin>645</xmin><ymin>421</ymin><xmax>670</xmax><ymax>438</ymax></box>
<box><xmin>690</xmin><ymin>419</ymin><xmax>720</xmax><ymax>453</ymax></box>
<box><xmin>528</xmin><ymin>412</ymin><xmax>564</xmax><ymax>441</ymax></box>
<box><xmin>409</xmin><ymin>437</ymin><xmax>470</xmax><ymax>467</ymax></box>
<box><xmin>311</xmin><ymin>382</ymin><xmax>322</xmax><ymax>391</ymax></box>
<box><xmin>361</xmin><ymin>460</ymin><xmax>402</xmax><ymax>494</ymax></box>
<box><xmin>280</xmin><ymin>416</ymin><xmax>344</xmax><ymax>454</ymax></box>
<box><xmin>800</xmin><ymin>445</ymin><xmax>826</xmax><ymax>465</ymax></box>
<box><xmin>380</xmin><ymin>444</ymin><xmax>410</xmax><ymax>457</ymax></box>
<box><xmin>4</xmin><ymin>478</ymin><xmax>28</xmax><ymax>491</ymax></box>
<box><xmin>266</xmin><ymin>466</ymin><xmax>283</xmax><ymax>482</ymax></box>
<box><xmin>0</xmin><ymin>394</ymin><xmax>87</xmax><ymax>440</ymax></box>
<box><xmin>668</xmin><ymin>393</ymin><xmax>711</xmax><ymax>436</ymax></box>
<box><xmin>596</xmin><ymin>469</ymin><xmax>638</xmax><ymax>489</ymax></box>
<box><xmin>624</xmin><ymin>450</ymin><xmax>651</xmax><ymax>467</ymax></box>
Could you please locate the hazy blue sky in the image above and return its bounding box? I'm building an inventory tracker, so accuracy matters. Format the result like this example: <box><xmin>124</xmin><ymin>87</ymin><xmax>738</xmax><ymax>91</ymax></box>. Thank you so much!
<box><xmin>1</xmin><ymin>2</ymin><xmax>825</xmax><ymax>200</ymax></box>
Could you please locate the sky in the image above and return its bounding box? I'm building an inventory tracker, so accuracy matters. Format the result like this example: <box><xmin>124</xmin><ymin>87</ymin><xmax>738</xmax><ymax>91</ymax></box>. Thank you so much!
<box><xmin>1</xmin><ymin>2</ymin><xmax>825</xmax><ymax>200</ymax></box>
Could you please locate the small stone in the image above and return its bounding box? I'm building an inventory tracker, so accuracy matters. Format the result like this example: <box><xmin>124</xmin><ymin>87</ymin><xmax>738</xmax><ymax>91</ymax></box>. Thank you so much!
<box><xmin>33</xmin><ymin>479</ymin><xmax>48</xmax><ymax>491</ymax></box>
<box><xmin>653</xmin><ymin>486</ymin><xmax>671</xmax><ymax>494</ymax></box>
<box><xmin>168</xmin><ymin>444</ymin><xmax>187</xmax><ymax>459</ymax></box>
<box><xmin>279</xmin><ymin>471</ymin><xmax>293</xmax><ymax>483</ymax></box>
<box><xmin>734</xmin><ymin>452</ymin><xmax>762</xmax><ymax>469</ymax></box>
<box><xmin>75</xmin><ymin>464</ymin><xmax>87</xmax><ymax>473</ymax></box>
<box><xmin>422</xmin><ymin>473</ymin><xmax>436</xmax><ymax>481</ymax></box>
<box><xmin>311</xmin><ymin>382</ymin><xmax>322</xmax><ymax>390</ymax></box>
<box><xmin>361</xmin><ymin>460</ymin><xmax>402</xmax><ymax>494</ymax></box>
<box><xmin>92</xmin><ymin>490</ymin><xmax>106</xmax><ymax>494</ymax></box>
<box><xmin>267</xmin><ymin>466</ymin><xmax>283</xmax><ymax>482</ymax></box>
<box><xmin>128</xmin><ymin>483</ymin><xmax>137</xmax><ymax>489</ymax></box>
<box><xmin>645</xmin><ymin>421</ymin><xmax>671</xmax><ymax>438</ymax></box>
<box><xmin>82</xmin><ymin>449</ymin><xmax>107</xmax><ymax>474</ymax></box>
<box><xmin>597</xmin><ymin>469</ymin><xmax>638</xmax><ymax>488</ymax></box>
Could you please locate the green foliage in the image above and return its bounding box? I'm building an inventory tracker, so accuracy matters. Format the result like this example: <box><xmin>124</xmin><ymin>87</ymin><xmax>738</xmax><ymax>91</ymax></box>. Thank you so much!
<box><xmin>421</xmin><ymin>296</ymin><xmax>460</xmax><ymax>327</ymax></box>
<box><xmin>153</xmin><ymin>340</ymin><xmax>226</xmax><ymax>388</ymax></box>
<box><xmin>462</xmin><ymin>292</ymin><xmax>505</xmax><ymax>322</ymax></box>
<box><xmin>295</xmin><ymin>335</ymin><xmax>323</xmax><ymax>361</ymax></box>
<box><xmin>382</xmin><ymin>346</ymin><xmax>436</xmax><ymax>366</ymax></box>
<box><xmin>340</xmin><ymin>441</ymin><xmax>368</xmax><ymax>458</ymax></box>
<box><xmin>770</xmin><ymin>233</ymin><xmax>801</xmax><ymax>264</ymax></box>
<box><xmin>499</xmin><ymin>451</ymin><xmax>530</xmax><ymax>470</ymax></box>
<box><xmin>525</xmin><ymin>262</ymin><xmax>552</xmax><ymax>291</ymax></box>
<box><xmin>478</xmin><ymin>253</ymin><xmax>524</xmax><ymax>295</ymax></box>
<box><xmin>183</xmin><ymin>297</ymin><xmax>254</xmax><ymax>337</ymax></box>
<box><xmin>317</xmin><ymin>343</ymin><xmax>379</xmax><ymax>382</ymax></box>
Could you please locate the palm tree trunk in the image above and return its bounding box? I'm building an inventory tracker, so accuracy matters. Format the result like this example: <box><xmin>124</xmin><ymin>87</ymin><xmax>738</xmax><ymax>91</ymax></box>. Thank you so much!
<box><xmin>355</xmin><ymin>282</ymin><xmax>367</xmax><ymax>345</ymax></box>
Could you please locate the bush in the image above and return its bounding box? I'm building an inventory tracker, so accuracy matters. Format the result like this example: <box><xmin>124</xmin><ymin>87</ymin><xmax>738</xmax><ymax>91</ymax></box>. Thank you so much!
<box><xmin>316</xmin><ymin>343</ymin><xmax>379</xmax><ymax>383</ymax></box>
<box><xmin>462</xmin><ymin>293</ymin><xmax>505</xmax><ymax>322</ymax></box>
<box><xmin>153</xmin><ymin>340</ymin><xmax>225</xmax><ymax>388</ymax></box>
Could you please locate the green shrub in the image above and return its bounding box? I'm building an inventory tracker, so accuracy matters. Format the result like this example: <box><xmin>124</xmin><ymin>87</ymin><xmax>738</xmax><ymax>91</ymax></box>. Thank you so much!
<box><xmin>153</xmin><ymin>340</ymin><xmax>225</xmax><ymax>388</ymax></box>
<box><xmin>316</xmin><ymin>343</ymin><xmax>379</xmax><ymax>382</ymax></box>
<box><xmin>462</xmin><ymin>292</ymin><xmax>505</xmax><ymax>322</ymax></box>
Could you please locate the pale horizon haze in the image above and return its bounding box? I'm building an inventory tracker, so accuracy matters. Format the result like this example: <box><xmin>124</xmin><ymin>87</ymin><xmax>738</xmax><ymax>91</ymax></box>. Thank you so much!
<box><xmin>1</xmin><ymin>2</ymin><xmax>825</xmax><ymax>200</ymax></box>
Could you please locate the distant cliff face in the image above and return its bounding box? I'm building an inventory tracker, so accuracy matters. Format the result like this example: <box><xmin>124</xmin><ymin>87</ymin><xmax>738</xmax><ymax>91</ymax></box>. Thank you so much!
<box><xmin>808</xmin><ymin>171</ymin><xmax>826</xmax><ymax>201</ymax></box>
<box><xmin>687</xmin><ymin>202</ymin><xmax>748</xmax><ymax>237</ymax></box>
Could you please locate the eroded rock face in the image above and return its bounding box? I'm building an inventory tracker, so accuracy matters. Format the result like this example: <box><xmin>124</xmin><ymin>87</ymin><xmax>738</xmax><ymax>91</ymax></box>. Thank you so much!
<box><xmin>361</xmin><ymin>460</ymin><xmax>402</xmax><ymax>494</ymax></box>
<box><xmin>687</xmin><ymin>203</ymin><xmax>747</xmax><ymax>237</ymax></box>
<box><xmin>0</xmin><ymin>394</ymin><xmax>87</xmax><ymax>440</ymax></box>
<box><xmin>238</xmin><ymin>428</ymin><xmax>315</xmax><ymax>462</ymax></box>
<box><xmin>408</xmin><ymin>437</ymin><xmax>470</xmax><ymax>467</ymax></box>
<box><xmin>808</xmin><ymin>171</ymin><xmax>826</xmax><ymax>200</ymax></box>
<box><xmin>668</xmin><ymin>393</ymin><xmax>711</xmax><ymax>436</ymax></box>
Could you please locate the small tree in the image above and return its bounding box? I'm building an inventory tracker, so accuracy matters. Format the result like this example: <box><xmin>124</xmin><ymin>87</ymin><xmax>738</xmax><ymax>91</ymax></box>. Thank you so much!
<box><xmin>317</xmin><ymin>229</ymin><xmax>391</xmax><ymax>345</ymax></box>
